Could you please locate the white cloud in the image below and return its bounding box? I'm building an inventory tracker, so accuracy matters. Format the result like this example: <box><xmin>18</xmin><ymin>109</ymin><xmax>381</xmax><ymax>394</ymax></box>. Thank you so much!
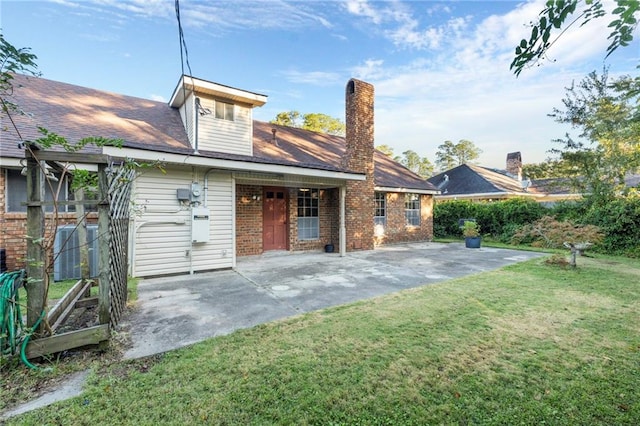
<box><xmin>281</xmin><ymin>70</ymin><xmax>343</xmax><ymax>86</ymax></box>
<box><xmin>344</xmin><ymin>0</ymin><xmax>384</xmax><ymax>24</ymax></box>
<box><xmin>342</xmin><ymin>0</ymin><xmax>637</xmax><ymax>168</ymax></box>
<box><xmin>149</xmin><ymin>94</ymin><xmax>166</xmax><ymax>102</ymax></box>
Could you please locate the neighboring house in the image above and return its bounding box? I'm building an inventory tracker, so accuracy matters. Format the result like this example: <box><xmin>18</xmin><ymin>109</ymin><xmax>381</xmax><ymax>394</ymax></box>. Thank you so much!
<box><xmin>428</xmin><ymin>152</ymin><xmax>582</xmax><ymax>204</ymax></box>
<box><xmin>1</xmin><ymin>74</ymin><xmax>438</xmax><ymax>277</ymax></box>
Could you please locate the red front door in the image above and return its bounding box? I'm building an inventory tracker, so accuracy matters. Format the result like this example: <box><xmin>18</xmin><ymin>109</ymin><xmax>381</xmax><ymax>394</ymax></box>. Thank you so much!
<box><xmin>263</xmin><ymin>187</ymin><xmax>288</xmax><ymax>251</ymax></box>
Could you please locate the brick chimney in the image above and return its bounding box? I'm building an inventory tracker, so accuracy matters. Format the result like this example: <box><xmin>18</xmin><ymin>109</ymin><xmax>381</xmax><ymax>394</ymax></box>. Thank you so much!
<box><xmin>344</xmin><ymin>79</ymin><xmax>375</xmax><ymax>251</ymax></box>
<box><xmin>506</xmin><ymin>151</ymin><xmax>522</xmax><ymax>180</ymax></box>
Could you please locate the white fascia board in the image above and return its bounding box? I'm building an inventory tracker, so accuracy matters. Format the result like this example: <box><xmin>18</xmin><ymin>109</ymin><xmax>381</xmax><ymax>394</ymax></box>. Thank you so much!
<box><xmin>0</xmin><ymin>157</ymin><xmax>98</xmax><ymax>171</ymax></box>
<box><xmin>170</xmin><ymin>75</ymin><xmax>267</xmax><ymax>108</ymax></box>
<box><xmin>375</xmin><ymin>186</ymin><xmax>440</xmax><ymax>195</ymax></box>
<box><xmin>102</xmin><ymin>146</ymin><xmax>366</xmax><ymax>182</ymax></box>
<box><xmin>435</xmin><ymin>192</ymin><xmax>542</xmax><ymax>200</ymax></box>
<box><xmin>0</xmin><ymin>157</ymin><xmax>22</xmax><ymax>167</ymax></box>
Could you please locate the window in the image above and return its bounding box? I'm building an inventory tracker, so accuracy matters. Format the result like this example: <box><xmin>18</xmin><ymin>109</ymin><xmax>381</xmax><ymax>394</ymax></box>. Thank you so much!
<box><xmin>215</xmin><ymin>101</ymin><xmax>234</xmax><ymax>121</ymax></box>
<box><xmin>374</xmin><ymin>192</ymin><xmax>386</xmax><ymax>226</ymax></box>
<box><xmin>297</xmin><ymin>188</ymin><xmax>319</xmax><ymax>240</ymax></box>
<box><xmin>5</xmin><ymin>168</ymin><xmax>70</xmax><ymax>213</ymax></box>
<box><xmin>405</xmin><ymin>193</ymin><xmax>421</xmax><ymax>227</ymax></box>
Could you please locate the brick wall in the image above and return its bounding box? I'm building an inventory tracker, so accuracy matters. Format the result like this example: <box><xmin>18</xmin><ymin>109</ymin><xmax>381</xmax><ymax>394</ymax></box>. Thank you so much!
<box><xmin>344</xmin><ymin>79</ymin><xmax>375</xmax><ymax>251</ymax></box>
<box><xmin>375</xmin><ymin>193</ymin><xmax>434</xmax><ymax>246</ymax></box>
<box><xmin>288</xmin><ymin>188</ymin><xmax>337</xmax><ymax>252</ymax></box>
<box><xmin>1</xmin><ymin>167</ymin><xmax>96</xmax><ymax>271</ymax></box>
<box><xmin>235</xmin><ymin>184</ymin><xmax>263</xmax><ymax>256</ymax></box>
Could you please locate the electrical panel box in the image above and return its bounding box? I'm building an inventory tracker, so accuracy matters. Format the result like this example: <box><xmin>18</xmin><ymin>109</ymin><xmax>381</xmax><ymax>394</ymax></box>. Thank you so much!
<box><xmin>192</xmin><ymin>206</ymin><xmax>210</xmax><ymax>243</ymax></box>
<box><xmin>177</xmin><ymin>188</ymin><xmax>191</xmax><ymax>202</ymax></box>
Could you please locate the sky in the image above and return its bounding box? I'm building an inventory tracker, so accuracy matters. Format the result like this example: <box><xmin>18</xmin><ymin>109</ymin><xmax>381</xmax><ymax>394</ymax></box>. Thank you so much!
<box><xmin>2</xmin><ymin>0</ymin><xmax>638</xmax><ymax>169</ymax></box>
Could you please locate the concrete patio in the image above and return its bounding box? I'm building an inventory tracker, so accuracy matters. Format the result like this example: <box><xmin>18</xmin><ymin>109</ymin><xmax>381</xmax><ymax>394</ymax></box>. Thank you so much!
<box><xmin>122</xmin><ymin>242</ymin><xmax>544</xmax><ymax>359</ymax></box>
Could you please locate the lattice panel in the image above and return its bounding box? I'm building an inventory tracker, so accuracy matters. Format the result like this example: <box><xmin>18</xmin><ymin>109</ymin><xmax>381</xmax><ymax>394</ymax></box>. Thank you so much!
<box><xmin>107</xmin><ymin>166</ymin><xmax>135</xmax><ymax>328</ymax></box>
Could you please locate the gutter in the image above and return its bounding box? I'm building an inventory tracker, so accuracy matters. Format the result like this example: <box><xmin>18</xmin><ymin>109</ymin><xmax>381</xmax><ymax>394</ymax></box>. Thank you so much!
<box><xmin>375</xmin><ymin>186</ymin><xmax>440</xmax><ymax>195</ymax></box>
<box><xmin>101</xmin><ymin>146</ymin><xmax>366</xmax><ymax>182</ymax></box>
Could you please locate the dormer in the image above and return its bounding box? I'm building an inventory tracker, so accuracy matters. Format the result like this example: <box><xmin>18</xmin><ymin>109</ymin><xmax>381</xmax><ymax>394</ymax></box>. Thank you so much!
<box><xmin>169</xmin><ymin>75</ymin><xmax>267</xmax><ymax>156</ymax></box>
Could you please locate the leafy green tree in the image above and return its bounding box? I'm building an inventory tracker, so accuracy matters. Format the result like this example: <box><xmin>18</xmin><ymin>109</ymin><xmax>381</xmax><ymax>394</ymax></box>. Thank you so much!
<box><xmin>453</xmin><ymin>139</ymin><xmax>482</xmax><ymax>165</ymax></box>
<box><xmin>400</xmin><ymin>150</ymin><xmax>434</xmax><ymax>178</ymax></box>
<box><xmin>270</xmin><ymin>111</ymin><xmax>345</xmax><ymax>136</ymax></box>
<box><xmin>522</xmin><ymin>159</ymin><xmax>575</xmax><ymax>179</ymax></box>
<box><xmin>271</xmin><ymin>110</ymin><xmax>301</xmax><ymax>128</ymax></box>
<box><xmin>435</xmin><ymin>140</ymin><xmax>456</xmax><ymax>171</ymax></box>
<box><xmin>511</xmin><ymin>0</ymin><xmax>639</xmax><ymax>76</ymax></box>
<box><xmin>376</xmin><ymin>144</ymin><xmax>396</xmax><ymax>157</ymax></box>
<box><xmin>549</xmin><ymin>68</ymin><xmax>640</xmax><ymax>202</ymax></box>
<box><xmin>1</xmin><ymin>32</ymin><xmax>39</xmax><ymax>122</ymax></box>
<box><xmin>435</xmin><ymin>139</ymin><xmax>482</xmax><ymax>171</ymax></box>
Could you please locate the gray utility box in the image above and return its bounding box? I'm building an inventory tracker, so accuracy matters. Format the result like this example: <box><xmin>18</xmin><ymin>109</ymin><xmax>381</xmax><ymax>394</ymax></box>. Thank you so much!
<box><xmin>54</xmin><ymin>224</ymin><xmax>99</xmax><ymax>281</ymax></box>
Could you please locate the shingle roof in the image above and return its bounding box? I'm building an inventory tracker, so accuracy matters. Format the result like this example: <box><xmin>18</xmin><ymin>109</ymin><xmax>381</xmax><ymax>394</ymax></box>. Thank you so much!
<box><xmin>428</xmin><ymin>164</ymin><xmax>530</xmax><ymax>196</ymax></box>
<box><xmin>1</xmin><ymin>74</ymin><xmax>437</xmax><ymax>192</ymax></box>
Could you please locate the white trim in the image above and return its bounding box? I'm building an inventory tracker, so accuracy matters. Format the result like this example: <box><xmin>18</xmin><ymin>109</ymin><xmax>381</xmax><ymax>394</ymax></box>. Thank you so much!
<box><xmin>0</xmin><ymin>158</ymin><xmax>22</xmax><ymax>167</ymax></box>
<box><xmin>0</xmin><ymin>157</ymin><xmax>99</xmax><ymax>172</ymax></box>
<box><xmin>102</xmin><ymin>146</ymin><xmax>366</xmax><ymax>182</ymax></box>
<box><xmin>339</xmin><ymin>186</ymin><xmax>346</xmax><ymax>257</ymax></box>
<box><xmin>170</xmin><ymin>75</ymin><xmax>267</xmax><ymax>108</ymax></box>
<box><xmin>375</xmin><ymin>186</ymin><xmax>439</xmax><ymax>195</ymax></box>
<box><xmin>435</xmin><ymin>191</ymin><xmax>542</xmax><ymax>200</ymax></box>
<box><xmin>231</xmin><ymin>176</ymin><xmax>237</xmax><ymax>269</ymax></box>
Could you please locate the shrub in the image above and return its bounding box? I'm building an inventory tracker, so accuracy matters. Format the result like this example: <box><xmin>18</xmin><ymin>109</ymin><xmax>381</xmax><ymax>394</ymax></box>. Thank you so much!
<box><xmin>511</xmin><ymin>216</ymin><xmax>604</xmax><ymax>249</ymax></box>
<box><xmin>580</xmin><ymin>196</ymin><xmax>640</xmax><ymax>256</ymax></box>
<box><xmin>433</xmin><ymin>200</ymin><xmax>478</xmax><ymax>237</ymax></box>
<box><xmin>434</xmin><ymin>197</ymin><xmax>545</xmax><ymax>239</ymax></box>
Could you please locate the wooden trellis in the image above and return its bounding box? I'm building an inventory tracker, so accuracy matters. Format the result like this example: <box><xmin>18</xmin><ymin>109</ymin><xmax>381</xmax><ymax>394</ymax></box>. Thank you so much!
<box><xmin>24</xmin><ymin>148</ymin><xmax>133</xmax><ymax>358</ymax></box>
<box><xmin>105</xmin><ymin>164</ymin><xmax>134</xmax><ymax>328</ymax></box>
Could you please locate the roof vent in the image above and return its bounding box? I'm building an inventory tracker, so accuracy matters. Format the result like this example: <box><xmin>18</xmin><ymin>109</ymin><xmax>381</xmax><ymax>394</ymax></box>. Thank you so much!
<box><xmin>271</xmin><ymin>128</ymin><xmax>279</xmax><ymax>146</ymax></box>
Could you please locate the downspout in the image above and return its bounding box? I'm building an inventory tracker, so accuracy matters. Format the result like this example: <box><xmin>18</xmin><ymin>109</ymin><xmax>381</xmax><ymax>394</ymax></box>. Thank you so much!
<box><xmin>189</xmin><ymin>97</ymin><xmax>200</xmax><ymax>274</ymax></box>
<box><xmin>193</xmin><ymin>97</ymin><xmax>200</xmax><ymax>155</ymax></box>
<box><xmin>339</xmin><ymin>186</ymin><xmax>346</xmax><ymax>257</ymax></box>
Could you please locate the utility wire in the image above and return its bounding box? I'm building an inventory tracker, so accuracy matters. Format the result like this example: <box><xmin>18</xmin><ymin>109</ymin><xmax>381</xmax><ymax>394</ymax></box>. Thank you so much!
<box><xmin>175</xmin><ymin>0</ymin><xmax>194</xmax><ymax>108</ymax></box>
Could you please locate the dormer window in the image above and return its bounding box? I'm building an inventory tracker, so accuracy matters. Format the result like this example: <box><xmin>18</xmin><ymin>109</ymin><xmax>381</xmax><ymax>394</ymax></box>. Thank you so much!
<box><xmin>215</xmin><ymin>101</ymin><xmax>234</xmax><ymax>121</ymax></box>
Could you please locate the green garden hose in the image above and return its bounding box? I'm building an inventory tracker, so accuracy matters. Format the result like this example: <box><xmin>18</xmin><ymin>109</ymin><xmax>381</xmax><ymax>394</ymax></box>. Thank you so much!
<box><xmin>0</xmin><ymin>270</ymin><xmax>46</xmax><ymax>369</ymax></box>
<box><xmin>0</xmin><ymin>270</ymin><xmax>25</xmax><ymax>357</ymax></box>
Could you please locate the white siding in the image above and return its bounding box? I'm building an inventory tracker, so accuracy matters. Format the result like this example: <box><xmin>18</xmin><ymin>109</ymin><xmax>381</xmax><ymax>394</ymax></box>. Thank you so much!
<box><xmin>197</xmin><ymin>96</ymin><xmax>253</xmax><ymax>156</ymax></box>
<box><xmin>131</xmin><ymin>167</ymin><xmax>234</xmax><ymax>277</ymax></box>
<box><xmin>191</xmin><ymin>172</ymin><xmax>234</xmax><ymax>271</ymax></box>
<box><xmin>178</xmin><ymin>93</ymin><xmax>195</xmax><ymax>148</ymax></box>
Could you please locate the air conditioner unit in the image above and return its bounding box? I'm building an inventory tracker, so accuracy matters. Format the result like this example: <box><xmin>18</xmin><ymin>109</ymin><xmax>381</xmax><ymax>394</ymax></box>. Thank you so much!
<box><xmin>53</xmin><ymin>224</ymin><xmax>99</xmax><ymax>281</ymax></box>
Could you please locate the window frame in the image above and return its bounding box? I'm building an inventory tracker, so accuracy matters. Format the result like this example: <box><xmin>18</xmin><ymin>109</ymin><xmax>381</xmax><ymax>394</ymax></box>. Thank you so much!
<box><xmin>374</xmin><ymin>192</ymin><xmax>387</xmax><ymax>226</ymax></box>
<box><xmin>215</xmin><ymin>100</ymin><xmax>234</xmax><ymax>121</ymax></box>
<box><xmin>297</xmin><ymin>188</ymin><xmax>319</xmax><ymax>240</ymax></box>
<box><xmin>404</xmin><ymin>193</ymin><xmax>421</xmax><ymax>227</ymax></box>
<box><xmin>5</xmin><ymin>168</ymin><xmax>71</xmax><ymax>213</ymax></box>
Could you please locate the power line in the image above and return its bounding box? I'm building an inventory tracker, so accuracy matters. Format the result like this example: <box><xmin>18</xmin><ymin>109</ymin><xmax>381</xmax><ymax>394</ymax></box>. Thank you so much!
<box><xmin>175</xmin><ymin>0</ymin><xmax>193</xmax><ymax>79</ymax></box>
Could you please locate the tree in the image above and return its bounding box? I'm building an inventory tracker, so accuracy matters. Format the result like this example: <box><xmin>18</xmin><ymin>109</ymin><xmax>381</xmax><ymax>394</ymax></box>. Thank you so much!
<box><xmin>522</xmin><ymin>159</ymin><xmax>575</xmax><ymax>179</ymax></box>
<box><xmin>270</xmin><ymin>111</ymin><xmax>345</xmax><ymax>136</ymax></box>
<box><xmin>435</xmin><ymin>139</ymin><xmax>482</xmax><ymax>171</ymax></box>
<box><xmin>302</xmin><ymin>113</ymin><xmax>346</xmax><ymax>136</ymax></box>
<box><xmin>511</xmin><ymin>0</ymin><xmax>639</xmax><ymax>76</ymax></box>
<box><xmin>0</xmin><ymin>32</ymin><xmax>39</xmax><ymax>121</ymax></box>
<box><xmin>548</xmin><ymin>68</ymin><xmax>640</xmax><ymax>202</ymax></box>
<box><xmin>375</xmin><ymin>145</ymin><xmax>433</xmax><ymax>178</ymax></box>
<box><xmin>376</xmin><ymin>144</ymin><xmax>396</xmax><ymax>157</ymax></box>
<box><xmin>399</xmin><ymin>150</ymin><xmax>434</xmax><ymax>178</ymax></box>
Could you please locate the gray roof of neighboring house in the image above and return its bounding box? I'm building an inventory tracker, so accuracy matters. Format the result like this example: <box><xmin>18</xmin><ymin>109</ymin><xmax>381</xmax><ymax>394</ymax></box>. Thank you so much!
<box><xmin>1</xmin><ymin>74</ymin><xmax>437</xmax><ymax>192</ymax></box>
<box><xmin>428</xmin><ymin>164</ymin><xmax>532</xmax><ymax>196</ymax></box>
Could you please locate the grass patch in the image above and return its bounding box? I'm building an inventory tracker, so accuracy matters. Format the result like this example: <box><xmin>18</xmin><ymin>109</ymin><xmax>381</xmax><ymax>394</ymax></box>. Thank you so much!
<box><xmin>4</xmin><ymin>257</ymin><xmax>640</xmax><ymax>424</ymax></box>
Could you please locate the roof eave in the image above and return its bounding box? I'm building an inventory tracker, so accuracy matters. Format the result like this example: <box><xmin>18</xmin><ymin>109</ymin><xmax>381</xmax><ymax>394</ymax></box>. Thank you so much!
<box><xmin>102</xmin><ymin>146</ymin><xmax>365</xmax><ymax>182</ymax></box>
<box><xmin>375</xmin><ymin>186</ymin><xmax>440</xmax><ymax>195</ymax></box>
<box><xmin>169</xmin><ymin>75</ymin><xmax>267</xmax><ymax>108</ymax></box>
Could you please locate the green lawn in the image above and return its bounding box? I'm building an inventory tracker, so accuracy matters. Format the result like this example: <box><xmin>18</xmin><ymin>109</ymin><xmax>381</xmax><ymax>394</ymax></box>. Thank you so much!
<box><xmin>5</xmin><ymin>255</ymin><xmax>640</xmax><ymax>425</ymax></box>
